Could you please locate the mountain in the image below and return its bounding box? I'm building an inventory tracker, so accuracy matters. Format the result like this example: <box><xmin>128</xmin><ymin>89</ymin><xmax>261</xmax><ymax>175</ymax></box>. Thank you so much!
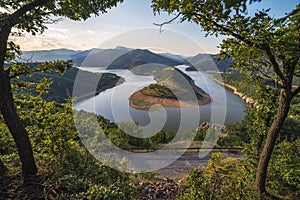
<box><xmin>20</xmin><ymin>49</ymin><xmax>80</xmax><ymax>62</ymax></box>
<box><xmin>20</xmin><ymin>48</ymin><xmax>232</xmax><ymax>72</ymax></box>
<box><xmin>107</xmin><ymin>49</ymin><xmax>184</xmax><ymax>70</ymax></box>
<box><xmin>72</xmin><ymin>48</ymin><xmax>103</xmax><ymax>63</ymax></box>
<box><xmin>159</xmin><ymin>53</ymin><xmax>187</xmax><ymax>64</ymax></box>
<box><xmin>19</xmin><ymin>47</ymin><xmax>186</xmax><ymax>70</ymax></box>
<box><xmin>73</xmin><ymin>47</ymin><xmax>131</xmax><ymax>67</ymax></box>
<box><xmin>19</xmin><ymin>48</ymin><xmax>102</xmax><ymax>63</ymax></box>
<box><xmin>19</xmin><ymin>67</ymin><xmax>124</xmax><ymax>103</ymax></box>
<box><xmin>186</xmin><ymin>54</ymin><xmax>232</xmax><ymax>72</ymax></box>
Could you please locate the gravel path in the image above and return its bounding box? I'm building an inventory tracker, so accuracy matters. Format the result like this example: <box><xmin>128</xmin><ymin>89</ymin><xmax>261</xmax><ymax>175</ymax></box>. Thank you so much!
<box><xmin>157</xmin><ymin>153</ymin><xmax>210</xmax><ymax>179</ymax></box>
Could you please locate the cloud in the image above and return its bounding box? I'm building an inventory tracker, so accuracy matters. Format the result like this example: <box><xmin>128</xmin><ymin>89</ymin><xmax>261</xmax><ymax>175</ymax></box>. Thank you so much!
<box><xmin>10</xmin><ymin>33</ymin><xmax>76</xmax><ymax>50</ymax></box>
<box><xmin>86</xmin><ymin>30</ymin><xmax>96</xmax><ymax>34</ymax></box>
<box><xmin>10</xmin><ymin>25</ymin><xmax>118</xmax><ymax>51</ymax></box>
<box><xmin>10</xmin><ymin>27</ymin><xmax>78</xmax><ymax>50</ymax></box>
<box><xmin>45</xmin><ymin>27</ymin><xmax>70</xmax><ymax>39</ymax></box>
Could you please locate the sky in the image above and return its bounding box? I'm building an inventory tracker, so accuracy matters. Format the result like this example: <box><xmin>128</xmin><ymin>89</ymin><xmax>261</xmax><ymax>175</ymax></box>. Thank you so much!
<box><xmin>11</xmin><ymin>0</ymin><xmax>299</xmax><ymax>56</ymax></box>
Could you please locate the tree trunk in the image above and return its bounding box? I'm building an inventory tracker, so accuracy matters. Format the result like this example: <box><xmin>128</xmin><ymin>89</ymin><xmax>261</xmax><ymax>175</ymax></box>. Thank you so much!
<box><xmin>0</xmin><ymin>69</ymin><xmax>38</xmax><ymax>177</ymax></box>
<box><xmin>255</xmin><ymin>89</ymin><xmax>292</xmax><ymax>194</ymax></box>
<box><xmin>0</xmin><ymin>20</ymin><xmax>37</xmax><ymax>177</ymax></box>
<box><xmin>0</xmin><ymin>157</ymin><xmax>6</xmax><ymax>175</ymax></box>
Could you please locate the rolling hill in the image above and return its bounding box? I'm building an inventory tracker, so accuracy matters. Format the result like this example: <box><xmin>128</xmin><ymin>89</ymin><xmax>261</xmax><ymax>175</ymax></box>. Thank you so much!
<box><xmin>73</xmin><ymin>47</ymin><xmax>132</xmax><ymax>67</ymax></box>
<box><xmin>107</xmin><ymin>49</ymin><xmax>186</xmax><ymax>70</ymax></box>
<box><xmin>19</xmin><ymin>67</ymin><xmax>124</xmax><ymax>103</ymax></box>
<box><xmin>186</xmin><ymin>54</ymin><xmax>232</xmax><ymax>72</ymax></box>
<box><xmin>18</xmin><ymin>48</ymin><xmax>103</xmax><ymax>63</ymax></box>
<box><xmin>19</xmin><ymin>47</ymin><xmax>232</xmax><ymax>72</ymax></box>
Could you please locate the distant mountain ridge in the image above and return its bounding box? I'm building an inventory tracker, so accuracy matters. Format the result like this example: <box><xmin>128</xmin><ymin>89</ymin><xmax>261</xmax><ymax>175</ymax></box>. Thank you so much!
<box><xmin>74</xmin><ymin>47</ymin><xmax>132</xmax><ymax>67</ymax></box>
<box><xmin>107</xmin><ymin>49</ymin><xmax>185</xmax><ymax>70</ymax></box>
<box><xmin>20</xmin><ymin>47</ymin><xmax>232</xmax><ymax>72</ymax></box>
<box><xmin>19</xmin><ymin>48</ymin><xmax>102</xmax><ymax>63</ymax></box>
<box><xmin>186</xmin><ymin>54</ymin><xmax>232</xmax><ymax>72</ymax></box>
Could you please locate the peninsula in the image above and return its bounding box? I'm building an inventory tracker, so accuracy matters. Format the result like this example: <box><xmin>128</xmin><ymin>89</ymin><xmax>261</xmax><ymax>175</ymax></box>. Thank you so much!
<box><xmin>129</xmin><ymin>67</ymin><xmax>212</xmax><ymax>110</ymax></box>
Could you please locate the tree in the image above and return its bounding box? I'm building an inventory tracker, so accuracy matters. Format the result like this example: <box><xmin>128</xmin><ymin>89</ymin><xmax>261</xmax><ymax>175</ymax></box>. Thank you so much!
<box><xmin>223</xmin><ymin>0</ymin><xmax>261</xmax><ymax>10</ymax></box>
<box><xmin>152</xmin><ymin>0</ymin><xmax>300</xmax><ymax>196</ymax></box>
<box><xmin>0</xmin><ymin>0</ymin><xmax>123</xmax><ymax>177</ymax></box>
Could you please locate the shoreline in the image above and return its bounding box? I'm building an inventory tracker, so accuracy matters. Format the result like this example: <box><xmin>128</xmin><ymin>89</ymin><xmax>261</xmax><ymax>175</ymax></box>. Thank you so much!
<box><xmin>73</xmin><ymin>77</ymin><xmax>125</xmax><ymax>103</ymax></box>
<box><xmin>210</xmin><ymin>76</ymin><xmax>258</xmax><ymax>106</ymax></box>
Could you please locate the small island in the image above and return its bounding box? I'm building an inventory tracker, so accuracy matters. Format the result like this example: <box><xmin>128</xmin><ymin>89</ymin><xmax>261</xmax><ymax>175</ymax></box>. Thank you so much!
<box><xmin>129</xmin><ymin>67</ymin><xmax>212</xmax><ymax>110</ymax></box>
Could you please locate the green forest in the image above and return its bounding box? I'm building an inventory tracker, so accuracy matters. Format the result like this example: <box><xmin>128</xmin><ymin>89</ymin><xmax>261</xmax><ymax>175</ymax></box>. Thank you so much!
<box><xmin>1</xmin><ymin>0</ymin><xmax>300</xmax><ymax>199</ymax></box>
<box><xmin>141</xmin><ymin>84</ymin><xmax>179</xmax><ymax>99</ymax></box>
<box><xmin>19</xmin><ymin>66</ymin><xmax>124</xmax><ymax>103</ymax></box>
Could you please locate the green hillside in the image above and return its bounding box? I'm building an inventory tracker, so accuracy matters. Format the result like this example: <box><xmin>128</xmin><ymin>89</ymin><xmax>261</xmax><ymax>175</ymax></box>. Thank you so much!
<box><xmin>186</xmin><ymin>54</ymin><xmax>232</xmax><ymax>72</ymax></box>
<box><xmin>107</xmin><ymin>49</ymin><xmax>185</xmax><ymax>70</ymax></box>
<box><xmin>19</xmin><ymin>67</ymin><xmax>124</xmax><ymax>103</ymax></box>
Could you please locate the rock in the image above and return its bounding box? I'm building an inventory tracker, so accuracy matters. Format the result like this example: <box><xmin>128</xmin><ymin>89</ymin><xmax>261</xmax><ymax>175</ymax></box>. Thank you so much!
<box><xmin>197</xmin><ymin>122</ymin><xmax>227</xmax><ymax>132</ymax></box>
<box><xmin>138</xmin><ymin>178</ymin><xmax>179</xmax><ymax>200</ymax></box>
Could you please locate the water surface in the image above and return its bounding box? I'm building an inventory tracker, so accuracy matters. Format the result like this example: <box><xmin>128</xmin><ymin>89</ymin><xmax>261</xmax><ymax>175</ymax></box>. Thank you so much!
<box><xmin>74</xmin><ymin>66</ymin><xmax>246</xmax><ymax>133</ymax></box>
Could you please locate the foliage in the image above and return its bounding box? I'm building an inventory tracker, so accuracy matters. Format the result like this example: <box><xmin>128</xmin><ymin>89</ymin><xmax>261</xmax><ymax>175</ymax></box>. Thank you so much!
<box><xmin>179</xmin><ymin>153</ymin><xmax>260</xmax><ymax>200</ymax></box>
<box><xmin>212</xmin><ymin>73</ymin><xmax>275</xmax><ymax>100</ymax></box>
<box><xmin>149</xmin><ymin>130</ymin><xmax>175</xmax><ymax>147</ymax></box>
<box><xmin>241</xmin><ymin>100</ymin><xmax>300</xmax><ymax>197</ymax></box>
<box><xmin>1</xmin><ymin>0</ymin><xmax>123</xmax><ymax>31</ymax></box>
<box><xmin>193</xmin><ymin>129</ymin><xmax>206</xmax><ymax>142</ymax></box>
<box><xmin>16</xmin><ymin>66</ymin><xmax>124</xmax><ymax>103</ymax></box>
<box><xmin>0</xmin><ymin>85</ymin><xmax>179</xmax><ymax>198</ymax></box>
<box><xmin>141</xmin><ymin>83</ymin><xmax>178</xmax><ymax>99</ymax></box>
<box><xmin>181</xmin><ymin>146</ymin><xmax>293</xmax><ymax>200</ymax></box>
<box><xmin>267</xmin><ymin>139</ymin><xmax>300</xmax><ymax>198</ymax></box>
<box><xmin>0</xmin><ymin>93</ymin><xmax>141</xmax><ymax>199</ymax></box>
<box><xmin>140</xmin><ymin>67</ymin><xmax>203</xmax><ymax>100</ymax></box>
<box><xmin>217</xmin><ymin>122</ymin><xmax>250</xmax><ymax>147</ymax></box>
<box><xmin>75</xmin><ymin>110</ymin><xmax>176</xmax><ymax>150</ymax></box>
<box><xmin>0</xmin><ymin>0</ymin><xmax>125</xmax><ymax>178</ymax></box>
<box><xmin>212</xmin><ymin>75</ymin><xmax>300</xmax><ymax>197</ymax></box>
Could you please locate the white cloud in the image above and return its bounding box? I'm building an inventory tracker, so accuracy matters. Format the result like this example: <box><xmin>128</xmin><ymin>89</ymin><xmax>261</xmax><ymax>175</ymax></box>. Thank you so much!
<box><xmin>10</xmin><ymin>32</ymin><xmax>77</xmax><ymax>50</ymax></box>
<box><xmin>86</xmin><ymin>30</ymin><xmax>96</xmax><ymax>34</ymax></box>
<box><xmin>10</xmin><ymin>23</ymin><xmax>119</xmax><ymax>51</ymax></box>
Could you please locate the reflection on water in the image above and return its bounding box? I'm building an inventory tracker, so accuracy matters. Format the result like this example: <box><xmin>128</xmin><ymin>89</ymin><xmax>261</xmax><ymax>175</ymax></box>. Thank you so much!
<box><xmin>74</xmin><ymin>66</ymin><xmax>246</xmax><ymax>133</ymax></box>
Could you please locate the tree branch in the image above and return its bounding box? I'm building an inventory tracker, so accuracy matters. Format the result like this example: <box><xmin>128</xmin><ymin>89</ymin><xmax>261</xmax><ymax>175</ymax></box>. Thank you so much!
<box><xmin>192</xmin><ymin>12</ymin><xmax>287</xmax><ymax>84</ymax></box>
<box><xmin>253</xmin><ymin>66</ymin><xmax>274</xmax><ymax>81</ymax></box>
<box><xmin>153</xmin><ymin>12</ymin><xmax>182</xmax><ymax>32</ymax></box>
<box><xmin>154</xmin><ymin>10</ymin><xmax>289</xmax><ymax>85</ymax></box>
<box><xmin>192</xmin><ymin>13</ymin><xmax>255</xmax><ymax>47</ymax></box>
<box><xmin>9</xmin><ymin>70</ymin><xmax>30</xmax><ymax>79</ymax></box>
<box><xmin>8</xmin><ymin>0</ymin><xmax>50</xmax><ymax>27</ymax></box>
<box><xmin>8</xmin><ymin>67</ymin><xmax>43</xmax><ymax>79</ymax></box>
<box><xmin>263</xmin><ymin>44</ymin><xmax>287</xmax><ymax>84</ymax></box>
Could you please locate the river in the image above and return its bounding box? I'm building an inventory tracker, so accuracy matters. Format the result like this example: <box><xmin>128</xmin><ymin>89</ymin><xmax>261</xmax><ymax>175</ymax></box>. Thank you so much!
<box><xmin>73</xmin><ymin>66</ymin><xmax>246</xmax><ymax>134</ymax></box>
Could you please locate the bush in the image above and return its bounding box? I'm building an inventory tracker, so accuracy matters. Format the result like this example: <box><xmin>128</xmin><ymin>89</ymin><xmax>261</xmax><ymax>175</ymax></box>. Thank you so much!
<box><xmin>267</xmin><ymin>139</ymin><xmax>300</xmax><ymax>198</ymax></box>
<box><xmin>0</xmin><ymin>95</ymin><xmax>141</xmax><ymax>199</ymax></box>
<box><xmin>179</xmin><ymin>153</ymin><xmax>260</xmax><ymax>200</ymax></box>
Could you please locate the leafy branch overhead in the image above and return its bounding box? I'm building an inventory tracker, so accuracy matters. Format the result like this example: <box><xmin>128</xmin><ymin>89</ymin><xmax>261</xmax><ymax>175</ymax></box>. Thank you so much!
<box><xmin>152</xmin><ymin>1</ymin><xmax>300</xmax><ymax>94</ymax></box>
